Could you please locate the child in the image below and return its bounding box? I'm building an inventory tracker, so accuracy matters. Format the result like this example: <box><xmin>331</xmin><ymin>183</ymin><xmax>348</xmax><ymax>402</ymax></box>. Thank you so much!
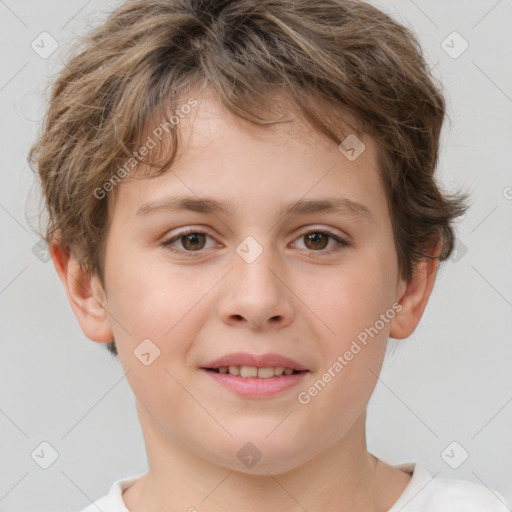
<box><xmin>28</xmin><ymin>0</ymin><xmax>510</xmax><ymax>510</ymax></box>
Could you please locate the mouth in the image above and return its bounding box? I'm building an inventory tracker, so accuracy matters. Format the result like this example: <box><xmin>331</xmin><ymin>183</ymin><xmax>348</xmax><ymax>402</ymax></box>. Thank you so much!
<box><xmin>200</xmin><ymin>357</ymin><xmax>310</xmax><ymax>397</ymax></box>
<box><xmin>203</xmin><ymin>366</ymin><xmax>308</xmax><ymax>379</ymax></box>
<box><xmin>200</xmin><ymin>352</ymin><xmax>310</xmax><ymax>397</ymax></box>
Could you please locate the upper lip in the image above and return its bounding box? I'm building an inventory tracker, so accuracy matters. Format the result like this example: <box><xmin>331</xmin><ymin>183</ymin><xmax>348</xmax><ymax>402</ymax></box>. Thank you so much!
<box><xmin>202</xmin><ymin>352</ymin><xmax>309</xmax><ymax>371</ymax></box>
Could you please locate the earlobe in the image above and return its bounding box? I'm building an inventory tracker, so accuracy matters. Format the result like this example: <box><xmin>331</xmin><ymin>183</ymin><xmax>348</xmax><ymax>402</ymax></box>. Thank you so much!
<box><xmin>50</xmin><ymin>239</ymin><xmax>114</xmax><ymax>343</ymax></box>
<box><xmin>389</xmin><ymin>242</ymin><xmax>441</xmax><ymax>340</ymax></box>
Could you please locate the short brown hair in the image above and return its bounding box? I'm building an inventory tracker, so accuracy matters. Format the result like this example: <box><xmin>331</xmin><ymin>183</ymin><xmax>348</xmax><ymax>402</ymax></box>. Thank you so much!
<box><xmin>28</xmin><ymin>0</ymin><xmax>469</xmax><ymax>357</ymax></box>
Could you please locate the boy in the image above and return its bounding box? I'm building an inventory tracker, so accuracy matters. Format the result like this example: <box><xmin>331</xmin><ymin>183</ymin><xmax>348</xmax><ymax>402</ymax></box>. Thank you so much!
<box><xmin>28</xmin><ymin>0</ymin><xmax>510</xmax><ymax>510</ymax></box>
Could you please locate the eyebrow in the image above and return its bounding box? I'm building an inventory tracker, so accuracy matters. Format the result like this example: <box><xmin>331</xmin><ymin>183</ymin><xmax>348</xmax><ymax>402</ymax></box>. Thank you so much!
<box><xmin>136</xmin><ymin>194</ymin><xmax>372</xmax><ymax>221</ymax></box>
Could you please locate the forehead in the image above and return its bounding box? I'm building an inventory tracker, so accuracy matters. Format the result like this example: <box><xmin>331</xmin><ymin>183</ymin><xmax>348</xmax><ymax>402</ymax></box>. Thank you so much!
<box><xmin>111</xmin><ymin>88</ymin><xmax>387</xmax><ymax>224</ymax></box>
<box><xmin>177</xmin><ymin>86</ymin><xmax>363</xmax><ymax>153</ymax></box>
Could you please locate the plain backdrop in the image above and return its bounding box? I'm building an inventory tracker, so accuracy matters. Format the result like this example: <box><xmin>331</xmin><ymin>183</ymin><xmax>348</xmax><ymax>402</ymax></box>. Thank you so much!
<box><xmin>1</xmin><ymin>0</ymin><xmax>511</xmax><ymax>510</ymax></box>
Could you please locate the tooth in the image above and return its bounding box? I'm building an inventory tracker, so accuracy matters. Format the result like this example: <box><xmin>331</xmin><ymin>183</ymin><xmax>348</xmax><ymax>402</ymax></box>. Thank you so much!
<box><xmin>221</xmin><ymin>365</ymin><xmax>299</xmax><ymax>378</ymax></box>
<box><xmin>228</xmin><ymin>365</ymin><xmax>240</xmax><ymax>376</ymax></box>
<box><xmin>257</xmin><ymin>367</ymin><xmax>275</xmax><ymax>379</ymax></box>
<box><xmin>240</xmin><ymin>366</ymin><xmax>258</xmax><ymax>378</ymax></box>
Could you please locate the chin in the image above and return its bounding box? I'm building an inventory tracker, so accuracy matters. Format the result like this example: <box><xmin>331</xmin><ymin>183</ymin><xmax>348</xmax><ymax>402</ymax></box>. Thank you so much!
<box><xmin>207</xmin><ymin>435</ymin><xmax>312</xmax><ymax>476</ymax></box>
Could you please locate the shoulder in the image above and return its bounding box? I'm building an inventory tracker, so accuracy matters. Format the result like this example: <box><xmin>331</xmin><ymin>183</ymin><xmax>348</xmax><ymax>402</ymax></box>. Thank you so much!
<box><xmin>389</xmin><ymin>462</ymin><xmax>510</xmax><ymax>512</ymax></box>
<box><xmin>424</xmin><ymin>473</ymin><xmax>510</xmax><ymax>511</ymax></box>
<box><xmin>75</xmin><ymin>472</ymin><xmax>145</xmax><ymax>512</ymax></box>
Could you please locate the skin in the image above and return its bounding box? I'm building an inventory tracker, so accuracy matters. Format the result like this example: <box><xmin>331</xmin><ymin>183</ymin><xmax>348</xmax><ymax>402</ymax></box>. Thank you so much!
<box><xmin>51</xmin><ymin>88</ymin><xmax>439</xmax><ymax>511</ymax></box>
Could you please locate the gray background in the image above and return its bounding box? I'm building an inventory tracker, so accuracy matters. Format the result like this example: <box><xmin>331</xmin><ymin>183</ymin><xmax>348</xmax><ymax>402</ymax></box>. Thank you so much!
<box><xmin>1</xmin><ymin>0</ymin><xmax>511</xmax><ymax>510</ymax></box>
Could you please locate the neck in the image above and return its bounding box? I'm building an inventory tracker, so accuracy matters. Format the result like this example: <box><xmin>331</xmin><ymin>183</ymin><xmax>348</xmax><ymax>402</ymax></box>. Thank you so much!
<box><xmin>123</xmin><ymin>404</ymin><xmax>392</xmax><ymax>512</ymax></box>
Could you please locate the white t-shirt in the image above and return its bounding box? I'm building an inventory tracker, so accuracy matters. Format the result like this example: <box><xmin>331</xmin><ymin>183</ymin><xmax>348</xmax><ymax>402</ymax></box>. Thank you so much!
<box><xmin>78</xmin><ymin>462</ymin><xmax>511</xmax><ymax>511</ymax></box>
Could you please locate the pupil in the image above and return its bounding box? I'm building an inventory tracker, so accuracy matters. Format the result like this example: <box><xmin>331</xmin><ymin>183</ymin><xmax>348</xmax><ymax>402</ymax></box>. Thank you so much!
<box><xmin>183</xmin><ymin>233</ymin><xmax>205</xmax><ymax>251</ymax></box>
<box><xmin>307</xmin><ymin>233</ymin><xmax>327</xmax><ymax>250</ymax></box>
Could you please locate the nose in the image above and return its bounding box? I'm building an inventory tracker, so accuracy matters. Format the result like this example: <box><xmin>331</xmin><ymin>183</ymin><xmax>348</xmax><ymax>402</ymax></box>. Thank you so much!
<box><xmin>217</xmin><ymin>242</ymin><xmax>295</xmax><ymax>331</ymax></box>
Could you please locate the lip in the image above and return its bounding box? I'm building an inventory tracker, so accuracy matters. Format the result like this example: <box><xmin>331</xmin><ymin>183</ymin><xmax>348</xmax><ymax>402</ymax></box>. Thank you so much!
<box><xmin>202</xmin><ymin>352</ymin><xmax>309</xmax><ymax>371</ymax></box>
<box><xmin>200</xmin><ymin>352</ymin><xmax>310</xmax><ymax>398</ymax></box>
<box><xmin>202</xmin><ymin>368</ymin><xmax>309</xmax><ymax>398</ymax></box>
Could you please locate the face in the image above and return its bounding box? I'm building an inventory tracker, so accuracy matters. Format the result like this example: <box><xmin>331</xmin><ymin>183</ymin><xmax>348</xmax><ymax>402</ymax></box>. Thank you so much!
<box><xmin>98</xmin><ymin>89</ymin><xmax>404</xmax><ymax>474</ymax></box>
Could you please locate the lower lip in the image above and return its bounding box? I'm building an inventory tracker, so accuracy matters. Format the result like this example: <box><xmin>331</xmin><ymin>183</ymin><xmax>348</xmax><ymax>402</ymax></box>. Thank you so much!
<box><xmin>202</xmin><ymin>369</ymin><xmax>308</xmax><ymax>397</ymax></box>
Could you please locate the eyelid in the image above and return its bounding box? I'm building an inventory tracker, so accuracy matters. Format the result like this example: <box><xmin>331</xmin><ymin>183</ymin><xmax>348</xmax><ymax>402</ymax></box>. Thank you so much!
<box><xmin>162</xmin><ymin>227</ymin><xmax>218</xmax><ymax>253</ymax></box>
<box><xmin>161</xmin><ymin>225</ymin><xmax>349</xmax><ymax>256</ymax></box>
<box><xmin>290</xmin><ymin>227</ymin><xmax>349</xmax><ymax>254</ymax></box>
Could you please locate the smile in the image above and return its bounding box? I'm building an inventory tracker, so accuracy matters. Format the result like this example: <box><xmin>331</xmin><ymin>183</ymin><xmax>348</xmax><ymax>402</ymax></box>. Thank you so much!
<box><xmin>208</xmin><ymin>365</ymin><xmax>304</xmax><ymax>378</ymax></box>
<box><xmin>202</xmin><ymin>367</ymin><xmax>309</xmax><ymax>398</ymax></box>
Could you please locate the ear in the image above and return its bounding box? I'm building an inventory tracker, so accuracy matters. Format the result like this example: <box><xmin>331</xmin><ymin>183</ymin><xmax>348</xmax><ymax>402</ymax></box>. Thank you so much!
<box><xmin>389</xmin><ymin>241</ymin><xmax>441</xmax><ymax>340</ymax></box>
<box><xmin>49</xmin><ymin>238</ymin><xmax>113</xmax><ymax>343</ymax></box>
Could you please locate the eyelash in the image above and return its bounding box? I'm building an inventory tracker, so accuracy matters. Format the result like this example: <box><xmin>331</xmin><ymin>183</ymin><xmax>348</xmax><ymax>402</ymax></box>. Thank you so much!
<box><xmin>161</xmin><ymin>227</ymin><xmax>349</xmax><ymax>257</ymax></box>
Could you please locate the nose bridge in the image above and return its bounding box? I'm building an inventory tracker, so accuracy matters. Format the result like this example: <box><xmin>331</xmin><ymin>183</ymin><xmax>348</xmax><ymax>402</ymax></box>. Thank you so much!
<box><xmin>218</xmin><ymin>234</ymin><xmax>294</xmax><ymax>329</ymax></box>
<box><xmin>236</xmin><ymin>236</ymin><xmax>279</xmax><ymax>293</ymax></box>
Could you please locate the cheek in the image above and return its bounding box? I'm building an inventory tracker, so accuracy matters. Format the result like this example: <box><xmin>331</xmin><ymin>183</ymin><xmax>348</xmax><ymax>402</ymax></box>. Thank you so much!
<box><xmin>105</xmin><ymin>246</ymin><xmax>215</xmax><ymax>354</ymax></box>
<box><xmin>304</xmin><ymin>266</ymin><xmax>394</xmax><ymax>423</ymax></box>
<box><xmin>318</xmin><ymin>258</ymin><xmax>395</xmax><ymax>344</ymax></box>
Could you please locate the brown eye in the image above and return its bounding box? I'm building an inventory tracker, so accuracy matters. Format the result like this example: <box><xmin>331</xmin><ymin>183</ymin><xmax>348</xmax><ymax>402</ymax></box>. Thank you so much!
<box><xmin>292</xmin><ymin>229</ymin><xmax>349</xmax><ymax>254</ymax></box>
<box><xmin>181</xmin><ymin>232</ymin><xmax>206</xmax><ymax>251</ymax></box>
<box><xmin>163</xmin><ymin>230</ymin><xmax>216</xmax><ymax>254</ymax></box>
<box><xmin>303</xmin><ymin>232</ymin><xmax>330</xmax><ymax>250</ymax></box>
